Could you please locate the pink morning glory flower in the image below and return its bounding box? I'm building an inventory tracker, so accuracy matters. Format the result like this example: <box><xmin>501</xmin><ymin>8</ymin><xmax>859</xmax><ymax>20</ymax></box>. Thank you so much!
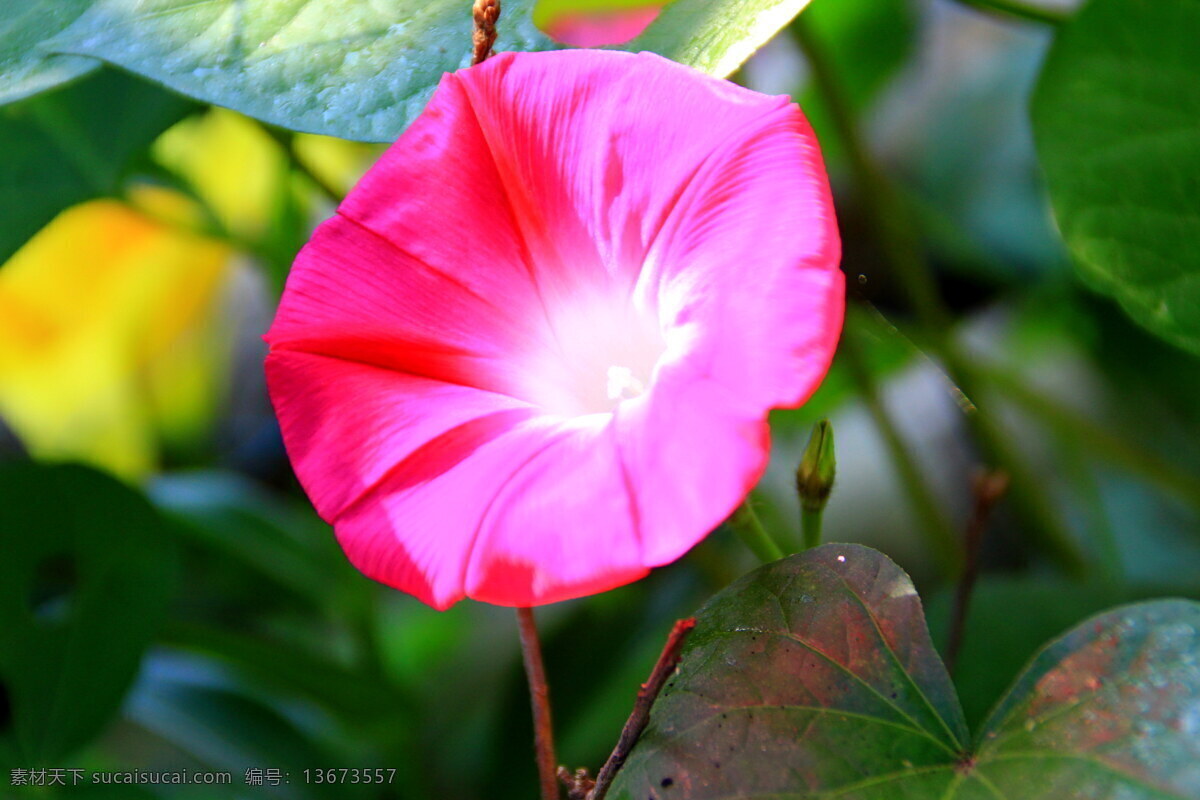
<box><xmin>265</xmin><ymin>50</ymin><xmax>843</xmax><ymax>610</ymax></box>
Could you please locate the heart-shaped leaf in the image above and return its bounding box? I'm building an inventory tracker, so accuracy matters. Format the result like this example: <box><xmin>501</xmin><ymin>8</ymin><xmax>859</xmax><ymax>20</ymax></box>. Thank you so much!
<box><xmin>609</xmin><ymin>544</ymin><xmax>1200</xmax><ymax>798</ymax></box>
<box><xmin>0</xmin><ymin>463</ymin><xmax>178</xmax><ymax>766</ymax></box>
<box><xmin>41</xmin><ymin>0</ymin><xmax>554</xmax><ymax>142</ymax></box>
<box><xmin>27</xmin><ymin>0</ymin><xmax>815</xmax><ymax>141</ymax></box>
<box><xmin>1032</xmin><ymin>0</ymin><xmax>1200</xmax><ymax>356</ymax></box>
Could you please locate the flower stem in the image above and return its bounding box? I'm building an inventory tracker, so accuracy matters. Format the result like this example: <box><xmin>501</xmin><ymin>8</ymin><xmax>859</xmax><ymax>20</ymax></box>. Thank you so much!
<box><xmin>791</xmin><ymin>16</ymin><xmax>1087</xmax><ymax>576</ymax></box>
<box><xmin>801</xmin><ymin>507</ymin><xmax>824</xmax><ymax>551</ymax></box>
<box><xmin>730</xmin><ymin>501</ymin><xmax>786</xmax><ymax>564</ymax></box>
<box><xmin>948</xmin><ymin>0</ymin><xmax>1068</xmax><ymax>26</ymax></box>
<box><xmin>516</xmin><ymin>607</ymin><xmax>559</xmax><ymax>800</ymax></box>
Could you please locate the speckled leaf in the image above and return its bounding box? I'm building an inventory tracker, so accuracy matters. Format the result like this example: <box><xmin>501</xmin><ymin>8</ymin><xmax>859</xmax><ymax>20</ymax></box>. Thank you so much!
<box><xmin>623</xmin><ymin>0</ymin><xmax>814</xmax><ymax>78</ymax></box>
<box><xmin>1032</xmin><ymin>0</ymin><xmax>1200</xmax><ymax>356</ymax></box>
<box><xmin>972</xmin><ymin>601</ymin><xmax>1200</xmax><ymax>799</ymax></box>
<box><xmin>609</xmin><ymin>544</ymin><xmax>970</xmax><ymax>798</ymax></box>
<box><xmin>0</xmin><ymin>0</ymin><xmax>98</xmax><ymax>105</ymax></box>
<box><xmin>608</xmin><ymin>545</ymin><xmax>1200</xmax><ymax>798</ymax></box>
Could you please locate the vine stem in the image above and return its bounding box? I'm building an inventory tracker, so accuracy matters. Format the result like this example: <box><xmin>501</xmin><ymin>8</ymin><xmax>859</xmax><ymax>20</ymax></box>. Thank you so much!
<box><xmin>791</xmin><ymin>16</ymin><xmax>1086</xmax><ymax>575</ymax></box>
<box><xmin>730</xmin><ymin>501</ymin><xmax>786</xmax><ymax>563</ymax></box>
<box><xmin>945</xmin><ymin>470</ymin><xmax>1009</xmax><ymax>674</ymax></box>
<box><xmin>949</xmin><ymin>0</ymin><xmax>1069</xmax><ymax>26</ymax></box>
<box><xmin>516</xmin><ymin>607</ymin><xmax>559</xmax><ymax>800</ymax></box>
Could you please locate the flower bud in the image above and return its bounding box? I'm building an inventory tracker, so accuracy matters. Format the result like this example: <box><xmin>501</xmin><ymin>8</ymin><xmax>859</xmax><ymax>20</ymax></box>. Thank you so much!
<box><xmin>795</xmin><ymin>419</ymin><xmax>836</xmax><ymax>513</ymax></box>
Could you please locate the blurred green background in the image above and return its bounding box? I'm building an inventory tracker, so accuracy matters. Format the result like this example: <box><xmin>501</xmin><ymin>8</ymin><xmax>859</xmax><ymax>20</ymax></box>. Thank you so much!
<box><xmin>2</xmin><ymin>0</ymin><xmax>1199</xmax><ymax>797</ymax></box>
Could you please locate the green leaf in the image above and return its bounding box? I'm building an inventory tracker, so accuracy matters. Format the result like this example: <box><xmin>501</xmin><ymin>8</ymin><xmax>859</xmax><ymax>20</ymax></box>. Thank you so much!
<box><xmin>0</xmin><ymin>463</ymin><xmax>178</xmax><ymax>765</ymax></box>
<box><xmin>1032</xmin><ymin>0</ymin><xmax>1200</xmax><ymax>356</ymax></box>
<box><xmin>974</xmin><ymin>600</ymin><xmax>1200</xmax><ymax>798</ymax></box>
<box><xmin>0</xmin><ymin>68</ymin><xmax>195</xmax><ymax>263</ymax></box>
<box><xmin>38</xmin><ymin>0</ymin><xmax>815</xmax><ymax>142</ymax></box>
<box><xmin>609</xmin><ymin>545</ymin><xmax>1200</xmax><ymax>798</ymax></box>
<box><xmin>624</xmin><ymin>0</ymin><xmax>815</xmax><ymax>77</ymax></box>
<box><xmin>44</xmin><ymin>0</ymin><xmax>556</xmax><ymax>143</ymax></box>
<box><xmin>0</xmin><ymin>0</ymin><xmax>98</xmax><ymax>105</ymax></box>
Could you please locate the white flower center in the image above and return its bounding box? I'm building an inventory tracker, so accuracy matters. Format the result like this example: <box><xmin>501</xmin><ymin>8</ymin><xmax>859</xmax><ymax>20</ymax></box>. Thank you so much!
<box><xmin>519</xmin><ymin>287</ymin><xmax>665</xmax><ymax>418</ymax></box>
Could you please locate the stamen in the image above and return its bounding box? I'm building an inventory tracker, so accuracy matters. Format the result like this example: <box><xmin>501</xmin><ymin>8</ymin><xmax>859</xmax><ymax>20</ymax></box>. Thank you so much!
<box><xmin>606</xmin><ymin>365</ymin><xmax>645</xmax><ymax>402</ymax></box>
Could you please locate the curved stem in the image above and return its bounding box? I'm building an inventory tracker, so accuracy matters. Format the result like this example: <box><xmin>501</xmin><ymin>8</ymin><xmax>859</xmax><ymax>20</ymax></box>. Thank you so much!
<box><xmin>516</xmin><ymin>607</ymin><xmax>559</xmax><ymax>800</ymax></box>
<box><xmin>840</xmin><ymin>328</ymin><xmax>962</xmax><ymax>576</ymax></box>
<box><xmin>949</xmin><ymin>0</ymin><xmax>1069</xmax><ymax>26</ymax></box>
<box><xmin>791</xmin><ymin>16</ymin><xmax>1087</xmax><ymax>575</ymax></box>
<box><xmin>730</xmin><ymin>501</ymin><xmax>786</xmax><ymax>563</ymax></box>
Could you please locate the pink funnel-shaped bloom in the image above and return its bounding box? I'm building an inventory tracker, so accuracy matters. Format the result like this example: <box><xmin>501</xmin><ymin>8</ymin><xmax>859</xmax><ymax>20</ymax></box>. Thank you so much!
<box><xmin>265</xmin><ymin>50</ymin><xmax>843</xmax><ymax>610</ymax></box>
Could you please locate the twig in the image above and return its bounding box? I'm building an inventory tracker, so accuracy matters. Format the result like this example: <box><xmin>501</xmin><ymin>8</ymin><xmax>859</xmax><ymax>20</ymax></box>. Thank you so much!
<box><xmin>472</xmin><ymin>0</ymin><xmax>501</xmax><ymax>65</ymax></box>
<box><xmin>945</xmin><ymin>470</ymin><xmax>1009</xmax><ymax>675</ymax></box>
<box><xmin>589</xmin><ymin>618</ymin><xmax>696</xmax><ymax>800</ymax></box>
<box><xmin>516</xmin><ymin>607</ymin><xmax>559</xmax><ymax>800</ymax></box>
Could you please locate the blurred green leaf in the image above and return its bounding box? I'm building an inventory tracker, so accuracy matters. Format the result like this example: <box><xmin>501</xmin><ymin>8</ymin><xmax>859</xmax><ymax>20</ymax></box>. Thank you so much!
<box><xmin>150</xmin><ymin>472</ymin><xmax>345</xmax><ymax>607</ymax></box>
<box><xmin>43</xmin><ymin>0</ymin><xmax>555</xmax><ymax>143</ymax></box>
<box><xmin>1032</xmin><ymin>0</ymin><xmax>1200</xmax><ymax>356</ymax></box>
<box><xmin>797</xmin><ymin>0</ymin><xmax>914</xmax><ymax>110</ymax></box>
<box><xmin>0</xmin><ymin>0</ymin><xmax>97</xmax><ymax>105</ymax></box>
<box><xmin>159</xmin><ymin>621</ymin><xmax>404</xmax><ymax>723</ymax></box>
<box><xmin>0</xmin><ymin>463</ymin><xmax>177</xmax><ymax>765</ymax></box>
<box><xmin>610</xmin><ymin>545</ymin><xmax>1200</xmax><ymax>798</ymax></box>
<box><xmin>128</xmin><ymin>670</ymin><xmax>356</xmax><ymax>800</ymax></box>
<box><xmin>0</xmin><ymin>68</ymin><xmax>194</xmax><ymax>263</ymax></box>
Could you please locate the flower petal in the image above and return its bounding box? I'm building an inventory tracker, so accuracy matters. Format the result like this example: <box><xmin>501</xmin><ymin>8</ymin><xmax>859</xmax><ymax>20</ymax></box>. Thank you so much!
<box><xmin>266</xmin><ymin>213</ymin><xmax>549</xmax><ymax>396</ymax></box>
<box><xmin>265</xmin><ymin>350</ymin><xmax>538</xmax><ymax>521</ymax></box>
<box><xmin>265</xmin><ymin>50</ymin><xmax>844</xmax><ymax>609</ymax></box>
<box><xmin>451</xmin><ymin>50</ymin><xmax>798</xmax><ymax>296</ymax></box>
<box><xmin>638</xmin><ymin>102</ymin><xmax>844</xmax><ymax>416</ymax></box>
<box><xmin>332</xmin><ymin>415</ymin><xmax>566</xmax><ymax>610</ymax></box>
<box><xmin>614</xmin><ymin>360</ymin><xmax>772</xmax><ymax>567</ymax></box>
<box><xmin>465</xmin><ymin>415</ymin><xmax>647</xmax><ymax>606</ymax></box>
